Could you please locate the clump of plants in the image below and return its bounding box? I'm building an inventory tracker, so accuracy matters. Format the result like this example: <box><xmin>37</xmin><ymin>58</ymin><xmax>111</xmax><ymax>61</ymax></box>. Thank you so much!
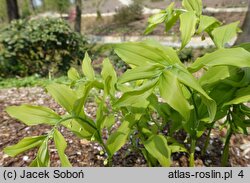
<box><xmin>4</xmin><ymin>0</ymin><xmax>250</xmax><ymax>167</ymax></box>
<box><xmin>113</xmin><ymin>0</ymin><xmax>143</xmax><ymax>25</ymax></box>
<box><xmin>0</xmin><ymin>18</ymin><xmax>89</xmax><ymax>77</ymax></box>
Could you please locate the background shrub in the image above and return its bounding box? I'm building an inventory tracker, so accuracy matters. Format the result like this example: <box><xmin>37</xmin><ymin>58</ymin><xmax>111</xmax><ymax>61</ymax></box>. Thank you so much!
<box><xmin>113</xmin><ymin>0</ymin><xmax>143</xmax><ymax>25</ymax></box>
<box><xmin>0</xmin><ymin>18</ymin><xmax>89</xmax><ymax>77</ymax></box>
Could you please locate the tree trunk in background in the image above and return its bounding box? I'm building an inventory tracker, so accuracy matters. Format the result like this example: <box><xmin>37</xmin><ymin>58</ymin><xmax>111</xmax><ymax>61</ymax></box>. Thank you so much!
<box><xmin>30</xmin><ymin>0</ymin><xmax>35</xmax><ymax>11</ymax></box>
<box><xmin>74</xmin><ymin>0</ymin><xmax>82</xmax><ymax>33</ymax></box>
<box><xmin>6</xmin><ymin>0</ymin><xmax>20</xmax><ymax>22</ymax></box>
<box><xmin>235</xmin><ymin>0</ymin><xmax>250</xmax><ymax>44</ymax></box>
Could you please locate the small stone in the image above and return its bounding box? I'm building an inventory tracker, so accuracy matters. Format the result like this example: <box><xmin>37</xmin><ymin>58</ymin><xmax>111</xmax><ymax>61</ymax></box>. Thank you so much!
<box><xmin>3</xmin><ymin>154</ymin><xmax>9</xmax><ymax>159</ymax></box>
<box><xmin>195</xmin><ymin>147</ymin><xmax>201</xmax><ymax>151</ymax></box>
<box><xmin>23</xmin><ymin>156</ymin><xmax>29</xmax><ymax>161</ymax></box>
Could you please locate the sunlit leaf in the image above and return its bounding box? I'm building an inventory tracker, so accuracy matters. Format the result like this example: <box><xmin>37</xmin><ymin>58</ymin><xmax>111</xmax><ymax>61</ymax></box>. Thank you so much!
<box><xmin>54</xmin><ymin>129</ymin><xmax>71</xmax><ymax>167</ymax></box>
<box><xmin>179</xmin><ymin>11</ymin><xmax>197</xmax><ymax>49</ymax></box>
<box><xmin>159</xmin><ymin>70</ymin><xmax>192</xmax><ymax>121</ymax></box>
<box><xmin>197</xmin><ymin>15</ymin><xmax>220</xmax><ymax>34</ymax></box>
<box><xmin>82</xmin><ymin>52</ymin><xmax>95</xmax><ymax>81</ymax></box>
<box><xmin>106</xmin><ymin>120</ymin><xmax>131</xmax><ymax>156</ymax></box>
<box><xmin>67</xmin><ymin>67</ymin><xmax>80</xmax><ymax>81</ymax></box>
<box><xmin>101</xmin><ymin>58</ymin><xmax>117</xmax><ymax>97</ymax></box>
<box><xmin>188</xmin><ymin>48</ymin><xmax>250</xmax><ymax>72</ymax></box>
<box><xmin>212</xmin><ymin>21</ymin><xmax>240</xmax><ymax>48</ymax></box>
<box><xmin>144</xmin><ymin>135</ymin><xmax>171</xmax><ymax>167</ymax></box>
<box><xmin>46</xmin><ymin>83</ymin><xmax>77</xmax><ymax>113</ymax></box>
<box><xmin>6</xmin><ymin>105</ymin><xmax>61</xmax><ymax>126</ymax></box>
<box><xmin>4</xmin><ymin>136</ymin><xmax>46</xmax><ymax>157</ymax></box>
<box><xmin>182</xmin><ymin>0</ymin><xmax>202</xmax><ymax>16</ymax></box>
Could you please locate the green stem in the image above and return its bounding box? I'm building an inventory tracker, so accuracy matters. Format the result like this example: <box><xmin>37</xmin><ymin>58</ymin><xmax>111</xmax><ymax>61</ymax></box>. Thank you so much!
<box><xmin>202</xmin><ymin>126</ymin><xmax>213</xmax><ymax>156</ymax></box>
<box><xmin>221</xmin><ymin>128</ymin><xmax>232</xmax><ymax>167</ymax></box>
<box><xmin>189</xmin><ymin>138</ymin><xmax>196</xmax><ymax>167</ymax></box>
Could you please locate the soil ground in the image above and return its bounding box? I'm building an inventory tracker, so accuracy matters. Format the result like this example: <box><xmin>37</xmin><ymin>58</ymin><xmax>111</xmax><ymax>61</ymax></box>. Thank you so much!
<box><xmin>82</xmin><ymin>11</ymin><xmax>246</xmax><ymax>36</ymax></box>
<box><xmin>82</xmin><ymin>0</ymin><xmax>248</xmax><ymax>14</ymax></box>
<box><xmin>0</xmin><ymin>87</ymin><xmax>250</xmax><ymax>167</ymax></box>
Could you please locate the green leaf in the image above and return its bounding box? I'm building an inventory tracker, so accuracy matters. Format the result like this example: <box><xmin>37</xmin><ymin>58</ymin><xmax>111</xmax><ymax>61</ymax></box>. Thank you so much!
<box><xmin>197</xmin><ymin>15</ymin><xmax>220</xmax><ymax>34</ymax></box>
<box><xmin>199</xmin><ymin>66</ymin><xmax>238</xmax><ymax>87</ymax></box>
<box><xmin>179</xmin><ymin>11</ymin><xmax>197</xmax><ymax>49</ymax></box>
<box><xmin>169</xmin><ymin>143</ymin><xmax>188</xmax><ymax>154</ymax></box>
<box><xmin>212</xmin><ymin>21</ymin><xmax>240</xmax><ymax>48</ymax></box>
<box><xmin>188</xmin><ymin>48</ymin><xmax>250</xmax><ymax>73</ymax></box>
<box><xmin>72</xmin><ymin>81</ymin><xmax>93</xmax><ymax>116</ymax></box>
<box><xmin>106</xmin><ymin>120</ymin><xmax>131</xmax><ymax>156</ymax></box>
<box><xmin>165</xmin><ymin>9</ymin><xmax>182</xmax><ymax>32</ymax></box>
<box><xmin>114</xmin><ymin>79</ymin><xmax>158</xmax><ymax>108</ymax></box>
<box><xmin>142</xmin><ymin>40</ymin><xmax>183</xmax><ymax>65</ymax></box>
<box><xmin>144</xmin><ymin>135</ymin><xmax>171</xmax><ymax>167</ymax></box>
<box><xmin>46</xmin><ymin>83</ymin><xmax>77</xmax><ymax>113</ymax></box>
<box><xmin>101</xmin><ymin>58</ymin><xmax>117</xmax><ymax>97</ymax></box>
<box><xmin>118</xmin><ymin>64</ymin><xmax>164</xmax><ymax>84</ymax></box>
<box><xmin>224</xmin><ymin>86</ymin><xmax>250</xmax><ymax>106</ymax></box>
<box><xmin>145</xmin><ymin>10</ymin><xmax>167</xmax><ymax>35</ymax></box>
<box><xmin>236</xmin><ymin>42</ymin><xmax>250</xmax><ymax>52</ymax></box>
<box><xmin>170</xmin><ymin>65</ymin><xmax>216</xmax><ymax>122</ymax></box>
<box><xmin>62</xmin><ymin>119</ymin><xmax>95</xmax><ymax>140</ymax></box>
<box><xmin>36</xmin><ymin>139</ymin><xmax>50</xmax><ymax>167</ymax></box>
<box><xmin>159</xmin><ymin>70</ymin><xmax>192</xmax><ymax>121</ymax></box>
<box><xmin>54</xmin><ymin>129</ymin><xmax>71</xmax><ymax>167</ymax></box>
<box><xmin>4</xmin><ymin>136</ymin><xmax>46</xmax><ymax>157</ymax></box>
<box><xmin>67</xmin><ymin>67</ymin><xmax>80</xmax><ymax>81</ymax></box>
<box><xmin>82</xmin><ymin>52</ymin><xmax>95</xmax><ymax>81</ymax></box>
<box><xmin>6</xmin><ymin>105</ymin><xmax>61</xmax><ymax>126</ymax></box>
<box><xmin>182</xmin><ymin>0</ymin><xmax>202</xmax><ymax>16</ymax></box>
<box><xmin>102</xmin><ymin>115</ymin><xmax>115</xmax><ymax>130</ymax></box>
<box><xmin>114</xmin><ymin>42</ymin><xmax>173</xmax><ymax>66</ymax></box>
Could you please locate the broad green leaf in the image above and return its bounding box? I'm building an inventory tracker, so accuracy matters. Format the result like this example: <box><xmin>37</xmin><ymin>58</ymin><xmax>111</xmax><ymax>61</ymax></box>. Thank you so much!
<box><xmin>142</xmin><ymin>40</ymin><xmax>183</xmax><ymax>65</ymax></box>
<box><xmin>67</xmin><ymin>67</ymin><xmax>80</xmax><ymax>81</ymax></box>
<box><xmin>46</xmin><ymin>83</ymin><xmax>77</xmax><ymax>113</ymax></box>
<box><xmin>4</xmin><ymin>136</ymin><xmax>46</xmax><ymax>157</ymax></box>
<box><xmin>54</xmin><ymin>129</ymin><xmax>71</xmax><ymax>167</ymax></box>
<box><xmin>179</xmin><ymin>11</ymin><xmax>197</xmax><ymax>49</ymax></box>
<box><xmin>169</xmin><ymin>143</ymin><xmax>188</xmax><ymax>153</ymax></box>
<box><xmin>224</xmin><ymin>86</ymin><xmax>250</xmax><ymax>106</ymax></box>
<box><xmin>182</xmin><ymin>0</ymin><xmax>202</xmax><ymax>16</ymax></box>
<box><xmin>188</xmin><ymin>48</ymin><xmax>250</xmax><ymax>73</ymax></box>
<box><xmin>114</xmin><ymin>79</ymin><xmax>158</xmax><ymax>108</ymax></box>
<box><xmin>101</xmin><ymin>58</ymin><xmax>117</xmax><ymax>97</ymax></box>
<box><xmin>170</xmin><ymin>65</ymin><xmax>216</xmax><ymax>122</ymax></box>
<box><xmin>236</xmin><ymin>42</ymin><xmax>250</xmax><ymax>52</ymax></box>
<box><xmin>212</xmin><ymin>21</ymin><xmax>240</xmax><ymax>48</ymax></box>
<box><xmin>144</xmin><ymin>135</ymin><xmax>171</xmax><ymax>167</ymax></box>
<box><xmin>159</xmin><ymin>70</ymin><xmax>192</xmax><ymax>121</ymax></box>
<box><xmin>29</xmin><ymin>158</ymin><xmax>38</xmax><ymax>167</ymax></box>
<box><xmin>106</xmin><ymin>120</ymin><xmax>131</xmax><ymax>156</ymax></box>
<box><xmin>114</xmin><ymin>42</ymin><xmax>173</xmax><ymax>66</ymax></box>
<box><xmin>102</xmin><ymin>115</ymin><xmax>115</xmax><ymax>131</ymax></box>
<box><xmin>209</xmin><ymin>84</ymin><xmax>236</xmax><ymax>107</ymax></box>
<box><xmin>199</xmin><ymin>66</ymin><xmax>238</xmax><ymax>87</ymax></box>
<box><xmin>73</xmin><ymin>81</ymin><xmax>93</xmax><ymax>116</ymax></box>
<box><xmin>36</xmin><ymin>139</ymin><xmax>50</xmax><ymax>167</ymax></box>
<box><xmin>62</xmin><ymin>119</ymin><xmax>95</xmax><ymax>140</ymax></box>
<box><xmin>145</xmin><ymin>10</ymin><xmax>167</xmax><ymax>35</ymax></box>
<box><xmin>164</xmin><ymin>3</ymin><xmax>183</xmax><ymax>32</ymax></box>
<box><xmin>165</xmin><ymin>9</ymin><xmax>182</xmax><ymax>32</ymax></box>
<box><xmin>6</xmin><ymin>105</ymin><xmax>61</xmax><ymax>126</ymax></box>
<box><xmin>197</xmin><ymin>15</ymin><xmax>220</xmax><ymax>34</ymax></box>
<box><xmin>119</xmin><ymin>64</ymin><xmax>164</xmax><ymax>84</ymax></box>
<box><xmin>144</xmin><ymin>3</ymin><xmax>180</xmax><ymax>34</ymax></box>
<box><xmin>82</xmin><ymin>52</ymin><xmax>95</xmax><ymax>81</ymax></box>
